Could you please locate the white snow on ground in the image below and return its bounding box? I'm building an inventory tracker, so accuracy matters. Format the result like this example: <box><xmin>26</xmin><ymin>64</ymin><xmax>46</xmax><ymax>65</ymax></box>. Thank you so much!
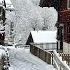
<box><xmin>7</xmin><ymin>47</ymin><xmax>55</xmax><ymax>70</ymax></box>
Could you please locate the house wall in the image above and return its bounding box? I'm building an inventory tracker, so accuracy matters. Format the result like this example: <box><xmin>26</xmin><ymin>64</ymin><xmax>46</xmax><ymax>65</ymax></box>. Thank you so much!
<box><xmin>59</xmin><ymin>0</ymin><xmax>67</xmax><ymax>11</ymax></box>
<box><xmin>35</xmin><ymin>43</ymin><xmax>57</xmax><ymax>50</ymax></box>
<box><xmin>58</xmin><ymin>0</ymin><xmax>70</xmax><ymax>53</ymax></box>
<box><xmin>63</xmin><ymin>42</ymin><xmax>70</xmax><ymax>54</ymax></box>
<box><xmin>58</xmin><ymin>11</ymin><xmax>70</xmax><ymax>43</ymax></box>
<box><xmin>58</xmin><ymin>0</ymin><xmax>70</xmax><ymax>43</ymax></box>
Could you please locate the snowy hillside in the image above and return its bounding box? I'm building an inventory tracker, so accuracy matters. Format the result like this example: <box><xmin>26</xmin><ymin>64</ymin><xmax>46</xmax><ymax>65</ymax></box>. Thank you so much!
<box><xmin>10</xmin><ymin>0</ymin><xmax>58</xmax><ymax>45</ymax></box>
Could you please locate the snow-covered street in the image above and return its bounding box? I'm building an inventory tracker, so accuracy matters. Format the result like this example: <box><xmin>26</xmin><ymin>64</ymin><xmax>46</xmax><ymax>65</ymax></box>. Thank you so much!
<box><xmin>8</xmin><ymin>47</ymin><xmax>55</xmax><ymax>70</ymax></box>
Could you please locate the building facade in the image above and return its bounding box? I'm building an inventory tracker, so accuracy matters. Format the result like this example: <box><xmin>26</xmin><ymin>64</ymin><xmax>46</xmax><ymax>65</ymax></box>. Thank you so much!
<box><xmin>58</xmin><ymin>0</ymin><xmax>70</xmax><ymax>54</ymax></box>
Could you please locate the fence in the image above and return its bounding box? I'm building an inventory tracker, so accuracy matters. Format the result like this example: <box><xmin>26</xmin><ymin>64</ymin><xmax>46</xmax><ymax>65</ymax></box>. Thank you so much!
<box><xmin>30</xmin><ymin>45</ymin><xmax>52</xmax><ymax>64</ymax></box>
<box><xmin>59</xmin><ymin>53</ymin><xmax>70</xmax><ymax>66</ymax></box>
<box><xmin>30</xmin><ymin>45</ymin><xmax>70</xmax><ymax>70</ymax></box>
<box><xmin>53</xmin><ymin>50</ymin><xmax>70</xmax><ymax>70</ymax></box>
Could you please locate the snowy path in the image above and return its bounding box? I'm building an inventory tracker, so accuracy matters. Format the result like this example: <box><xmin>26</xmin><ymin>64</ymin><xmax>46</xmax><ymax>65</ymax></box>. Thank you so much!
<box><xmin>8</xmin><ymin>48</ymin><xmax>55</xmax><ymax>70</ymax></box>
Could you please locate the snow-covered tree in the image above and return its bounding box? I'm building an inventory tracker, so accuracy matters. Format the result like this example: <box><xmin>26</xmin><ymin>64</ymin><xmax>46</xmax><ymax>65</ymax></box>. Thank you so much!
<box><xmin>31</xmin><ymin>0</ymin><xmax>40</xmax><ymax>6</ymax></box>
<box><xmin>10</xmin><ymin>0</ymin><xmax>58</xmax><ymax>45</ymax></box>
<box><xmin>28</xmin><ymin>7</ymin><xmax>44</xmax><ymax>30</ymax></box>
<box><xmin>38</xmin><ymin>7</ymin><xmax>58</xmax><ymax>30</ymax></box>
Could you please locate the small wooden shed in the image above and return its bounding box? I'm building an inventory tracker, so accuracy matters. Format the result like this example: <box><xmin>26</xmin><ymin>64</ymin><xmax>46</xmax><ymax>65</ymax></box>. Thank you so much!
<box><xmin>26</xmin><ymin>31</ymin><xmax>57</xmax><ymax>50</ymax></box>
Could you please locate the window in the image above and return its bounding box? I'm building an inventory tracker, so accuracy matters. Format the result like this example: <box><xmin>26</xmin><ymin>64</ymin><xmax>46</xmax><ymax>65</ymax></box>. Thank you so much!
<box><xmin>67</xmin><ymin>0</ymin><xmax>70</xmax><ymax>9</ymax></box>
<box><xmin>67</xmin><ymin>23</ymin><xmax>70</xmax><ymax>33</ymax></box>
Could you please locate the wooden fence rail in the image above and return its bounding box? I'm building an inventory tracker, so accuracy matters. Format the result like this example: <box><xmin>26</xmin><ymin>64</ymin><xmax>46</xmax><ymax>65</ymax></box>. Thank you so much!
<box><xmin>30</xmin><ymin>45</ymin><xmax>70</xmax><ymax>70</ymax></box>
<box><xmin>30</xmin><ymin>45</ymin><xmax>51</xmax><ymax>64</ymax></box>
<box><xmin>53</xmin><ymin>50</ymin><xmax>70</xmax><ymax>70</ymax></box>
<box><xmin>59</xmin><ymin>53</ymin><xmax>70</xmax><ymax>66</ymax></box>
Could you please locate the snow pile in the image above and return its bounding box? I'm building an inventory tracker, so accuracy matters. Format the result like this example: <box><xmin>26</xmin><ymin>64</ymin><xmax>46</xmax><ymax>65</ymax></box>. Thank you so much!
<box><xmin>8</xmin><ymin>47</ymin><xmax>55</xmax><ymax>70</ymax></box>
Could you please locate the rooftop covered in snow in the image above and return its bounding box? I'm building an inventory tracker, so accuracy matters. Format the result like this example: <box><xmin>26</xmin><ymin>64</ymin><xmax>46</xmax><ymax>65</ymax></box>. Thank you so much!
<box><xmin>31</xmin><ymin>31</ymin><xmax>57</xmax><ymax>44</ymax></box>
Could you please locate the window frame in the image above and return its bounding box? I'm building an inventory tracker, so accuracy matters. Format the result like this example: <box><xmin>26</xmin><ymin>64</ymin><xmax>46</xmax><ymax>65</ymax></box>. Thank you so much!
<box><xmin>67</xmin><ymin>0</ymin><xmax>70</xmax><ymax>9</ymax></box>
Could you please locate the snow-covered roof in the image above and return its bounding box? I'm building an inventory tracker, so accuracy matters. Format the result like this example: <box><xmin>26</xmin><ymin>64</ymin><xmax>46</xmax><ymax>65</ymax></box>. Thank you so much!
<box><xmin>31</xmin><ymin>31</ymin><xmax>57</xmax><ymax>43</ymax></box>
